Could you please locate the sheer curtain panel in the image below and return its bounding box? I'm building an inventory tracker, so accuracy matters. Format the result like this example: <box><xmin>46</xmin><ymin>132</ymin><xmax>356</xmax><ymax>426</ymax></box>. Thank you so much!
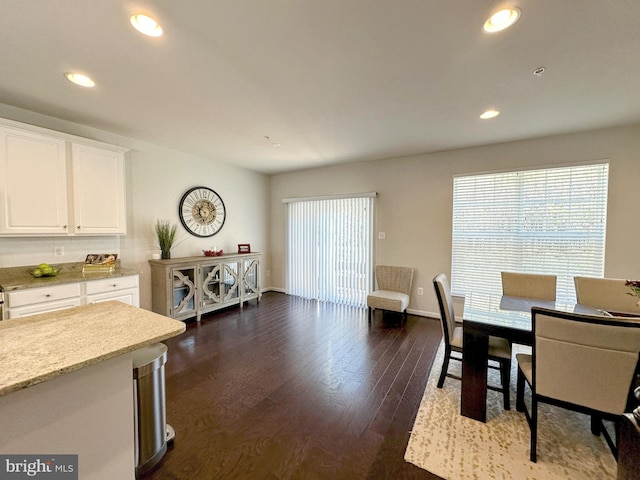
<box><xmin>286</xmin><ymin>194</ymin><xmax>374</xmax><ymax>307</ymax></box>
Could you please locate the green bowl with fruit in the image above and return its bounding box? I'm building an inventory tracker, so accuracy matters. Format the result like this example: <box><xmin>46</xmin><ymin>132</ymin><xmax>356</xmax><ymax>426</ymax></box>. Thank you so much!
<box><xmin>29</xmin><ymin>263</ymin><xmax>61</xmax><ymax>278</ymax></box>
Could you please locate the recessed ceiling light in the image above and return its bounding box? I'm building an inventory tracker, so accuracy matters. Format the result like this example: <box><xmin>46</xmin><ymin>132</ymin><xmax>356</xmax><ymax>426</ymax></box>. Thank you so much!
<box><xmin>130</xmin><ymin>14</ymin><xmax>163</xmax><ymax>37</ymax></box>
<box><xmin>64</xmin><ymin>72</ymin><xmax>95</xmax><ymax>88</ymax></box>
<box><xmin>480</xmin><ymin>110</ymin><xmax>500</xmax><ymax>119</ymax></box>
<box><xmin>483</xmin><ymin>7</ymin><xmax>521</xmax><ymax>32</ymax></box>
<box><xmin>271</xmin><ymin>143</ymin><xmax>281</xmax><ymax>148</ymax></box>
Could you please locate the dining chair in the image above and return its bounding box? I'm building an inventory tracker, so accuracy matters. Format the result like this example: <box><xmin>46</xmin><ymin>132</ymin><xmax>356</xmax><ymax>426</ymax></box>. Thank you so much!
<box><xmin>367</xmin><ymin>265</ymin><xmax>414</xmax><ymax>324</ymax></box>
<box><xmin>516</xmin><ymin>307</ymin><xmax>640</xmax><ymax>462</ymax></box>
<box><xmin>574</xmin><ymin>276</ymin><xmax>640</xmax><ymax>315</ymax></box>
<box><xmin>501</xmin><ymin>271</ymin><xmax>557</xmax><ymax>301</ymax></box>
<box><xmin>432</xmin><ymin>273</ymin><xmax>512</xmax><ymax>410</ymax></box>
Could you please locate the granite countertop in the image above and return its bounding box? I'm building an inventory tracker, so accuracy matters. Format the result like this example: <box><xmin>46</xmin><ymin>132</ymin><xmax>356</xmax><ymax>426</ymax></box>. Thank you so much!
<box><xmin>0</xmin><ymin>261</ymin><xmax>138</xmax><ymax>292</ymax></box>
<box><xmin>0</xmin><ymin>301</ymin><xmax>185</xmax><ymax>397</ymax></box>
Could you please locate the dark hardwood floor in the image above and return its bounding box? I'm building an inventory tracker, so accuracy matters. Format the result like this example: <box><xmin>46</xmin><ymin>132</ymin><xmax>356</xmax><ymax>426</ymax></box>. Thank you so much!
<box><xmin>140</xmin><ymin>292</ymin><xmax>444</xmax><ymax>480</ymax></box>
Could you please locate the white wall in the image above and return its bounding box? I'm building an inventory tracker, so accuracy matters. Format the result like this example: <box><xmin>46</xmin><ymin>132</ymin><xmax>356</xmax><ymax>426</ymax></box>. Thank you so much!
<box><xmin>3</xmin><ymin>101</ymin><xmax>638</xmax><ymax>318</ymax></box>
<box><xmin>0</xmin><ymin>104</ymin><xmax>270</xmax><ymax>311</ymax></box>
<box><xmin>269</xmin><ymin>123</ymin><xmax>640</xmax><ymax>317</ymax></box>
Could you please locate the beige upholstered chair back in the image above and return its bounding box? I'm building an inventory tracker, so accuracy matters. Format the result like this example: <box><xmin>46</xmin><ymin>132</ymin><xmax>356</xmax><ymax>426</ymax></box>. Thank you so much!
<box><xmin>433</xmin><ymin>273</ymin><xmax>456</xmax><ymax>342</ymax></box>
<box><xmin>501</xmin><ymin>272</ymin><xmax>557</xmax><ymax>301</ymax></box>
<box><xmin>533</xmin><ymin>308</ymin><xmax>640</xmax><ymax>415</ymax></box>
<box><xmin>574</xmin><ymin>276</ymin><xmax>640</xmax><ymax>314</ymax></box>
<box><xmin>375</xmin><ymin>265</ymin><xmax>414</xmax><ymax>295</ymax></box>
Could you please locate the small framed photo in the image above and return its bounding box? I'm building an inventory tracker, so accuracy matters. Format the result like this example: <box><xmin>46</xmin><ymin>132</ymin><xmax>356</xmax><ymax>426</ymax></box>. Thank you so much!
<box><xmin>85</xmin><ymin>253</ymin><xmax>118</xmax><ymax>265</ymax></box>
<box><xmin>237</xmin><ymin>244</ymin><xmax>251</xmax><ymax>254</ymax></box>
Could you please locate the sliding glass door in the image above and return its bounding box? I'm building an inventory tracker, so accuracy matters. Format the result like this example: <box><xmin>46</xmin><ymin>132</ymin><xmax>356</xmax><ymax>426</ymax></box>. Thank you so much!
<box><xmin>286</xmin><ymin>195</ymin><xmax>374</xmax><ymax>307</ymax></box>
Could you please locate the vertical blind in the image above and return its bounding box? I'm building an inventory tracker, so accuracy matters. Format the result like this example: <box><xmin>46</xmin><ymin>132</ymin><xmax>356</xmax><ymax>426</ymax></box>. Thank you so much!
<box><xmin>451</xmin><ymin>163</ymin><xmax>609</xmax><ymax>304</ymax></box>
<box><xmin>286</xmin><ymin>195</ymin><xmax>374</xmax><ymax>307</ymax></box>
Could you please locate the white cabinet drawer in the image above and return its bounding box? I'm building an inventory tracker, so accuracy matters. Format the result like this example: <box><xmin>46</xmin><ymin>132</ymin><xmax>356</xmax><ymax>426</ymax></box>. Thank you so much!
<box><xmin>84</xmin><ymin>275</ymin><xmax>139</xmax><ymax>295</ymax></box>
<box><xmin>8</xmin><ymin>283</ymin><xmax>82</xmax><ymax>308</ymax></box>
<box><xmin>8</xmin><ymin>298</ymin><xmax>82</xmax><ymax>319</ymax></box>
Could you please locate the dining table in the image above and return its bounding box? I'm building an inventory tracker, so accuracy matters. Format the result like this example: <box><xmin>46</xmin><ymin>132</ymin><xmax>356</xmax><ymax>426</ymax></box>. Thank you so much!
<box><xmin>460</xmin><ymin>293</ymin><xmax>601</xmax><ymax>422</ymax></box>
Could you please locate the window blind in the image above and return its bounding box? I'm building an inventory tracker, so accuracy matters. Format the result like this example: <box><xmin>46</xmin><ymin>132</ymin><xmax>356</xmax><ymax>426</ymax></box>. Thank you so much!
<box><xmin>451</xmin><ymin>163</ymin><xmax>609</xmax><ymax>304</ymax></box>
<box><xmin>287</xmin><ymin>196</ymin><xmax>373</xmax><ymax>307</ymax></box>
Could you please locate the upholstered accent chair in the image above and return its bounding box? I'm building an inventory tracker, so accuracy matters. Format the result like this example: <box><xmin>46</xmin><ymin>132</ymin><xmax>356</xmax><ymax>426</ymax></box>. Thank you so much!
<box><xmin>516</xmin><ymin>307</ymin><xmax>640</xmax><ymax>462</ymax></box>
<box><xmin>433</xmin><ymin>273</ymin><xmax>512</xmax><ymax>410</ymax></box>
<box><xmin>367</xmin><ymin>265</ymin><xmax>414</xmax><ymax>324</ymax></box>
<box><xmin>501</xmin><ymin>272</ymin><xmax>557</xmax><ymax>301</ymax></box>
<box><xmin>574</xmin><ymin>276</ymin><xmax>640</xmax><ymax>315</ymax></box>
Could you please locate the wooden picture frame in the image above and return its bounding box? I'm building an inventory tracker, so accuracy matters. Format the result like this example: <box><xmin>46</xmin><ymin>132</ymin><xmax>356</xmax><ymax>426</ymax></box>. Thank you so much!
<box><xmin>237</xmin><ymin>244</ymin><xmax>251</xmax><ymax>254</ymax></box>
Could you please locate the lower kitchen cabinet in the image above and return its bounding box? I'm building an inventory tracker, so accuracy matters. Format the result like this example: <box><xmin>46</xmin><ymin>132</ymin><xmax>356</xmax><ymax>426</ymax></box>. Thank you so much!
<box><xmin>84</xmin><ymin>275</ymin><xmax>140</xmax><ymax>307</ymax></box>
<box><xmin>150</xmin><ymin>253</ymin><xmax>262</xmax><ymax>322</ymax></box>
<box><xmin>5</xmin><ymin>274</ymin><xmax>139</xmax><ymax>319</ymax></box>
<box><xmin>7</xmin><ymin>283</ymin><xmax>83</xmax><ymax>318</ymax></box>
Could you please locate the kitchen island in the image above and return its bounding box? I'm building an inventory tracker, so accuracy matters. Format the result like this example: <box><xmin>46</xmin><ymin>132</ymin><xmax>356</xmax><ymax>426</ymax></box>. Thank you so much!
<box><xmin>0</xmin><ymin>301</ymin><xmax>185</xmax><ymax>479</ymax></box>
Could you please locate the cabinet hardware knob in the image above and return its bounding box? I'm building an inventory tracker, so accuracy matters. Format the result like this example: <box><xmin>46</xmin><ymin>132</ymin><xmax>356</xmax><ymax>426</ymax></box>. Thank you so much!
<box><xmin>45</xmin><ymin>294</ymin><xmax>51</xmax><ymax>297</ymax></box>
<box><xmin>77</xmin><ymin>226</ymin><xmax>81</xmax><ymax>229</ymax></box>
<box><xmin>63</xmin><ymin>225</ymin><xmax>67</xmax><ymax>229</ymax></box>
<box><xmin>112</xmin><ymin>284</ymin><xmax>117</xmax><ymax>287</ymax></box>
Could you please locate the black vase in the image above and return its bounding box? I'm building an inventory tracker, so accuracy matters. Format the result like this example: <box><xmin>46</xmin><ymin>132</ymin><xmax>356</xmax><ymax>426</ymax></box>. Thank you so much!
<box><xmin>161</xmin><ymin>250</ymin><xmax>171</xmax><ymax>260</ymax></box>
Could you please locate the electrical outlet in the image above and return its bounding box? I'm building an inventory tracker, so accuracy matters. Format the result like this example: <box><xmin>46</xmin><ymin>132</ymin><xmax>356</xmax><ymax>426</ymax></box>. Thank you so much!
<box><xmin>54</xmin><ymin>246</ymin><xmax>64</xmax><ymax>257</ymax></box>
<box><xmin>378</xmin><ymin>231</ymin><xmax>386</xmax><ymax>239</ymax></box>
<box><xmin>417</xmin><ymin>287</ymin><xmax>424</xmax><ymax>295</ymax></box>
<box><xmin>266</xmin><ymin>270</ymin><xmax>271</xmax><ymax>277</ymax></box>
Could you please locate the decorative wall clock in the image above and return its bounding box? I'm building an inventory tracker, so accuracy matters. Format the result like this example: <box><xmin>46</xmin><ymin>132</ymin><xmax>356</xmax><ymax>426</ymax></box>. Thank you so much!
<box><xmin>178</xmin><ymin>186</ymin><xmax>226</xmax><ymax>237</ymax></box>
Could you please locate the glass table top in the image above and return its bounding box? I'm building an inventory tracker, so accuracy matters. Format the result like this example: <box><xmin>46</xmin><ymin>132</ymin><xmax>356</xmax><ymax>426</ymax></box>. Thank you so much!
<box><xmin>462</xmin><ymin>293</ymin><xmax>600</xmax><ymax>333</ymax></box>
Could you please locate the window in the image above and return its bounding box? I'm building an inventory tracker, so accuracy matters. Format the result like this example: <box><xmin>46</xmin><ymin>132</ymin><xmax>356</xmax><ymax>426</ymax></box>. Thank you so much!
<box><xmin>451</xmin><ymin>163</ymin><xmax>609</xmax><ymax>304</ymax></box>
<box><xmin>286</xmin><ymin>194</ymin><xmax>374</xmax><ymax>307</ymax></box>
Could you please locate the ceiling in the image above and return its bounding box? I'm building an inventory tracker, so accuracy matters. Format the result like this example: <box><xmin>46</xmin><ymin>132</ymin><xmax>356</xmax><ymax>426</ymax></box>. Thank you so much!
<box><xmin>1</xmin><ymin>1</ymin><xmax>639</xmax><ymax>175</ymax></box>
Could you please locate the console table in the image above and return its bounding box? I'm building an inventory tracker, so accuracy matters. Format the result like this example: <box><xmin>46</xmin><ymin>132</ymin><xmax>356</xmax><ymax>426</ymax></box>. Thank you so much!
<box><xmin>149</xmin><ymin>253</ymin><xmax>261</xmax><ymax>322</ymax></box>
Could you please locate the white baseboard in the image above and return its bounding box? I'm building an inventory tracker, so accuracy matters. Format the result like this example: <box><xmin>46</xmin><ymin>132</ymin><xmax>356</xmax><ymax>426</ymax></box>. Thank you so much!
<box><xmin>261</xmin><ymin>286</ymin><xmax>285</xmax><ymax>294</ymax></box>
<box><xmin>407</xmin><ymin>308</ymin><xmax>439</xmax><ymax>319</ymax></box>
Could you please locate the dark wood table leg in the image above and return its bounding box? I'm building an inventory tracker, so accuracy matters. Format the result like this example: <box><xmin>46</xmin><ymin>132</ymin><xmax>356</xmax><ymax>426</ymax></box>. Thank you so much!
<box><xmin>618</xmin><ymin>413</ymin><xmax>640</xmax><ymax>480</ymax></box>
<box><xmin>461</xmin><ymin>326</ymin><xmax>489</xmax><ymax>422</ymax></box>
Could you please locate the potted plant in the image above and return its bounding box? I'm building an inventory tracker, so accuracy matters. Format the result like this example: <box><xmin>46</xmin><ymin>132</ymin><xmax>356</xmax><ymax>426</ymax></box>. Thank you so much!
<box><xmin>155</xmin><ymin>219</ymin><xmax>177</xmax><ymax>259</ymax></box>
<box><xmin>626</xmin><ymin>280</ymin><xmax>640</xmax><ymax>307</ymax></box>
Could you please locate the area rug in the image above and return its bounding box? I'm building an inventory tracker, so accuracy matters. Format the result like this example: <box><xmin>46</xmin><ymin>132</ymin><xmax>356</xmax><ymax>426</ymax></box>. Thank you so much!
<box><xmin>404</xmin><ymin>342</ymin><xmax>617</xmax><ymax>480</ymax></box>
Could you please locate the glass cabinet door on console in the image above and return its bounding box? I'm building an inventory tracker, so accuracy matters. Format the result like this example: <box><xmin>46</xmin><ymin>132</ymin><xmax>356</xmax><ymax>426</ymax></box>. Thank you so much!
<box><xmin>200</xmin><ymin>262</ymin><xmax>240</xmax><ymax>319</ymax></box>
<box><xmin>221</xmin><ymin>261</ymin><xmax>240</xmax><ymax>302</ymax></box>
<box><xmin>242</xmin><ymin>257</ymin><xmax>260</xmax><ymax>300</ymax></box>
<box><xmin>201</xmin><ymin>263</ymin><xmax>222</xmax><ymax>309</ymax></box>
<box><xmin>171</xmin><ymin>267</ymin><xmax>196</xmax><ymax>320</ymax></box>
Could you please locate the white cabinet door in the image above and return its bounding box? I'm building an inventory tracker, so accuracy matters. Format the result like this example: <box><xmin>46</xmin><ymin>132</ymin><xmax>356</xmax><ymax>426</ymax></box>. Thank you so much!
<box><xmin>72</xmin><ymin>144</ymin><xmax>126</xmax><ymax>235</ymax></box>
<box><xmin>0</xmin><ymin>126</ymin><xmax>69</xmax><ymax>235</ymax></box>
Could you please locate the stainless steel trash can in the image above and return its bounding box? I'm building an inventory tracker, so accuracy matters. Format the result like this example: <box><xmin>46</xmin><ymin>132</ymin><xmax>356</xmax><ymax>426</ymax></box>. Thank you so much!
<box><xmin>133</xmin><ymin>343</ymin><xmax>169</xmax><ymax>477</ymax></box>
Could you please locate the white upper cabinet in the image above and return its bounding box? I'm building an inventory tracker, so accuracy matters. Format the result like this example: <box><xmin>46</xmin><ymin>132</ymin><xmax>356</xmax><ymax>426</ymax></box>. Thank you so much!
<box><xmin>72</xmin><ymin>143</ymin><xmax>126</xmax><ymax>234</ymax></box>
<box><xmin>0</xmin><ymin>126</ymin><xmax>69</xmax><ymax>235</ymax></box>
<box><xmin>0</xmin><ymin>118</ymin><xmax>128</xmax><ymax>236</ymax></box>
